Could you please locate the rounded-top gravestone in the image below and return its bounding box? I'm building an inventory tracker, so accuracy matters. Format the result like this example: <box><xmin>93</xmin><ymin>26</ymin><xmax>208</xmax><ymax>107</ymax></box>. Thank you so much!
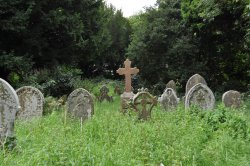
<box><xmin>0</xmin><ymin>78</ymin><xmax>20</xmax><ymax>143</ymax></box>
<box><xmin>166</xmin><ymin>80</ymin><xmax>177</xmax><ymax>92</ymax></box>
<box><xmin>222</xmin><ymin>90</ymin><xmax>241</xmax><ymax>108</ymax></box>
<box><xmin>186</xmin><ymin>74</ymin><xmax>207</xmax><ymax>94</ymax></box>
<box><xmin>185</xmin><ymin>83</ymin><xmax>215</xmax><ymax>110</ymax></box>
<box><xmin>67</xmin><ymin>88</ymin><xmax>94</xmax><ymax>120</ymax></box>
<box><xmin>159</xmin><ymin>88</ymin><xmax>179</xmax><ymax>111</ymax></box>
<box><xmin>16</xmin><ymin>86</ymin><xmax>44</xmax><ymax>120</ymax></box>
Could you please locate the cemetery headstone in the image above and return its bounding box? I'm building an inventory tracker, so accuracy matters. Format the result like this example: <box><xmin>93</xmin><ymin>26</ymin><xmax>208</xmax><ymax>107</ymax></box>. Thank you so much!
<box><xmin>222</xmin><ymin>90</ymin><xmax>241</xmax><ymax>108</ymax></box>
<box><xmin>0</xmin><ymin>78</ymin><xmax>20</xmax><ymax>147</ymax></box>
<box><xmin>166</xmin><ymin>80</ymin><xmax>177</xmax><ymax>92</ymax></box>
<box><xmin>185</xmin><ymin>83</ymin><xmax>215</xmax><ymax>110</ymax></box>
<box><xmin>114</xmin><ymin>85</ymin><xmax>122</xmax><ymax>95</ymax></box>
<box><xmin>132</xmin><ymin>88</ymin><xmax>157</xmax><ymax>120</ymax></box>
<box><xmin>98</xmin><ymin>85</ymin><xmax>113</xmax><ymax>102</ymax></box>
<box><xmin>16</xmin><ymin>86</ymin><xmax>44</xmax><ymax>120</ymax></box>
<box><xmin>159</xmin><ymin>88</ymin><xmax>179</xmax><ymax>111</ymax></box>
<box><xmin>185</xmin><ymin>74</ymin><xmax>207</xmax><ymax>95</ymax></box>
<box><xmin>67</xmin><ymin>88</ymin><xmax>94</xmax><ymax>120</ymax></box>
<box><xmin>116</xmin><ymin>59</ymin><xmax>139</xmax><ymax>112</ymax></box>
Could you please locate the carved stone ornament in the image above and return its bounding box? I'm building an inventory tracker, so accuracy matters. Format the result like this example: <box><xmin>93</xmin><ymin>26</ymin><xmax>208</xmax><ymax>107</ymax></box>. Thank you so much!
<box><xmin>132</xmin><ymin>88</ymin><xmax>157</xmax><ymax>120</ymax></box>
<box><xmin>185</xmin><ymin>83</ymin><xmax>215</xmax><ymax>110</ymax></box>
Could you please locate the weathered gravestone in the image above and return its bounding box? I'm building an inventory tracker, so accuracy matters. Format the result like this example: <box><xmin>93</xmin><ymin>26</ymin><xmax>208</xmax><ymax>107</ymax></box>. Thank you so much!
<box><xmin>166</xmin><ymin>80</ymin><xmax>177</xmax><ymax>92</ymax></box>
<box><xmin>131</xmin><ymin>88</ymin><xmax>157</xmax><ymax>120</ymax></box>
<box><xmin>159</xmin><ymin>88</ymin><xmax>179</xmax><ymax>111</ymax></box>
<box><xmin>114</xmin><ymin>85</ymin><xmax>122</xmax><ymax>95</ymax></box>
<box><xmin>67</xmin><ymin>88</ymin><xmax>94</xmax><ymax>120</ymax></box>
<box><xmin>0</xmin><ymin>78</ymin><xmax>20</xmax><ymax>147</ymax></box>
<box><xmin>222</xmin><ymin>90</ymin><xmax>241</xmax><ymax>108</ymax></box>
<box><xmin>116</xmin><ymin>59</ymin><xmax>139</xmax><ymax>112</ymax></box>
<box><xmin>185</xmin><ymin>83</ymin><xmax>215</xmax><ymax>110</ymax></box>
<box><xmin>185</xmin><ymin>74</ymin><xmax>207</xmax><ymax>95</ymax></box>
<box><xmin>98</xmin><ymin>85</ymin><xmax>113</xmax><ymax>102</ymax></box>
<box><xmin>16</xmin><ymin>86</ymin><xmax>44</xmax><ymax>120</ymax></box>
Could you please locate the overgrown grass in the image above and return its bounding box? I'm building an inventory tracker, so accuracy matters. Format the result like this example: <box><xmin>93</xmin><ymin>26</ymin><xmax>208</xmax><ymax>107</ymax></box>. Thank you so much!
<box><xmin>1</xmin><ymin>97</ymin><xmax>250</xmax><ymax>165</ymax></box>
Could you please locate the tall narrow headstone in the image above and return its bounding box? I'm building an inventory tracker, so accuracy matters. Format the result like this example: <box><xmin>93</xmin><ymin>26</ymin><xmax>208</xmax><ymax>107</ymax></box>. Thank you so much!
<box><xmin>0</xmin><ymin>78</ymin><xmax>20</xmax><ymax>146</ymax></box>
<box><xmin>185</xmin><ymin>83</ymin><xmax>215</xmax><ymax>110</ymax></box>
<box><xmin>16</xmin><ymin>86</ymin><xmax>44</xmax><ymax>120</ymax></box>
<box><xmin>159</xmin><ymin>88</ymin><xmax>179</xmax><ymax>111</ymax></box>
<box><xmin>222</xmin><ymin>90</ymin><xmax>241</xmax><ymax>108</ymax></box>
<box><xmin>116</xmin><ymin>59</ymin><xmax>139</xmax><ymax>112</ymax></box>
<box><xmin>185</xmin><ymin>74</ymin><xmax>207</xmax><ymax>95</ymax></box>
<box><xmin>67</xmin><ymin>88</ymin><xmax>94</xmax><ymax>120</ymax></box>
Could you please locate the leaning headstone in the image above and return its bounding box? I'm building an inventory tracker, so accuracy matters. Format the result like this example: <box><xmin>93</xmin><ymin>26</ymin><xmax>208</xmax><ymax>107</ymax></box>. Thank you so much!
<box><xmin>159</xmin><ymin>88</ymin><xmax>179</xmax><ymax>111</ymax></box>
<box><xmin>222</xmin><ymin>90</ymin><xmax>241</xmax><ymax>108</ymax></box>
<box><xmin>132</xmin><ymin>88</ymin><xmax>157</xmax><ymax>120</ymax></box>
<box><xmin>185</xmin><ymin>83</ymin><xmax>215</xmax><ymax>110</ymax></box>
<box><xmin>116</xmin><ymin>59</ymin><xmax>139</xmax><ymax>113</ymax></box>
<box><xmin>0</xmin><ymin>78</ymin><xmax>20</xmax><ymax>148</ymax></box>
<box><xmin>166</xmin><ymin>80</ymin><xmax>177</xmax><ymax>92</ymax></box>
<box><xmin>67</xmin><ymin>88</ymin><xmax>94</xmax><ymax>120</ymax></box>
<box><xmin>185</xmin><ymin>74</ymin><xmax>207</xmax><ymax>95</ymax></box>
<box><xmin>98</xmin><ymin>85</ymin><xmax>113</xmax><ymax>102</ymax></box>
<box><xmin>16</xmin><ymin>86</ymin><xmax>44</xmax><ymax>120</ymax></box>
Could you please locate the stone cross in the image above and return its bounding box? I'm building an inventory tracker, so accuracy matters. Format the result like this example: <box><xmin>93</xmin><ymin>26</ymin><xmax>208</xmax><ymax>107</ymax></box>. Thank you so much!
<box><xmin>116</xmin><ymin>59</ymin><xmax>139</xmax><ymax>93</ymax></box>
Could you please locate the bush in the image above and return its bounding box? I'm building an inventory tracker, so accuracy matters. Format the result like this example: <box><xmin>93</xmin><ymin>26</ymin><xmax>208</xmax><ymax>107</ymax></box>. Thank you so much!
<box><xmin>18</xmin><ymin>65</ymin><xmax>82</xmax><ymax>97</ymax></box>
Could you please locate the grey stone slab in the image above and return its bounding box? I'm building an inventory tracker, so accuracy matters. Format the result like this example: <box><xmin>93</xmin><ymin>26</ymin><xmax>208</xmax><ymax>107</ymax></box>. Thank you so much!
<box><xmin>67</xmin><ymin>88</ymin><xmax>94</xmax><ymax>120</ymax></box>
<box><xmin>0</xmin><ymin>78</ymin><xmax>20</xmax><ymax>142</ymax></box>
<box><xmin>185</xmin><ymin>83</ymin><xmax>215</xmax><ymax>110</ymax></box>
<box><xmin>16</xmin><ymin>86</ymin><xmax>44</xmax><ymax>120</ymax></box>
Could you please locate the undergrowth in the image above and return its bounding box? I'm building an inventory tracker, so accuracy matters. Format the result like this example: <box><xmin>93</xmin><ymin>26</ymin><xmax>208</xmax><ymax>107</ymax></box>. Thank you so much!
<box><xmin>0</xmin><ymin>97</ymin><xmax>250</xmax><ymax>165</ymax></box>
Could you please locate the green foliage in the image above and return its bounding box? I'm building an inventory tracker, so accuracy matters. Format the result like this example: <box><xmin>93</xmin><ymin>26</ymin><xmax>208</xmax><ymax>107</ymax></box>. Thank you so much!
<box><xmin>0</xmin><ymin>0</ymin><xmax>131</xmax><ymax>81</ymax></box>
<box><xmin>127</xmin><ymin>0</ymin><xmax>201</xmax><ymax>94</ymax></box>
<box><xmin>0</xmin><ymin>98</ymin><xmax>250</xmax><ymax>165</ymax></box>
<box><xmin>0</xmin><ymin>51</ymin><xmax>34</xmax><ymax>86</ymax></box>
<box><xmin>181</xmin><ymin>0</ymin><xmax>250</xmax><ymax>91</ymax></box>
<box><xmin>18</xmin><ymin>65</ymin><xmax>82</xmax><ymax>97</ymax></box>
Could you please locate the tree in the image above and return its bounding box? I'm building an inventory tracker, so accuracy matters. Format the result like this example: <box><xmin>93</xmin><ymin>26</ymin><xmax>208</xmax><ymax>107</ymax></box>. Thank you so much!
<box><xmin>127</xmin><ymin>0</ymin><xmax>201</xmax><ymax>93</ymax></box>
<box><xmin>181</xmin><ymin>0</ymin><xmax>250</xmax><ymax>91</ymax></box>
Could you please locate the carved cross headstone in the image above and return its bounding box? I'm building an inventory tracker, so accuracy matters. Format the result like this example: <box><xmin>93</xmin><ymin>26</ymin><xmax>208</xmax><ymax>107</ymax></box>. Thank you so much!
<box><xmin>67</xmin><ymin>88</ymin><xmax>94</xmax><ymax>121</ymax></box>
<box><xmin>0</xmin><ymin>78</ymin><xmax>20</xmax><ymax>148</ymax></box>
<box><xmin>132</xmin><ymin>88</ymin><xmax>157</xmax><ymax>120</ymax></box>
<box><xmin>222</xmin><ymin>90</ymin><xmax>241</xmax><ymax>108</ymax></box>
<box><xmin>116</xmin><ymin>59</ymin><xmax>139</xmax><ymax>93</ymax></box>
<box><xmin>16</xmin><ymin>86</ymin><xmax>44</xmax><ymax>120</ymax></box>
<box><xmin>185</xmin><ymin>83</ymin><xmax>215</xmax><ymax>110</ymax></box>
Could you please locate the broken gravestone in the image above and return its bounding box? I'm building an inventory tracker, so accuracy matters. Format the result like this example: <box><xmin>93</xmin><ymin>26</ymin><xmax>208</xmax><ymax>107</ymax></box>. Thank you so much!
<box><xmin>131</xmin><ymin>88</ymin><xmax>157</xmax><ymax>120</ymax></box>
<box><xmin>98</xmin><ymin>85</ymin><xmax>113</xmax><ymax>102</ymax></box>
<box><xmin>0</xmin><ymin>78</ymin><xmax>20</xmax><ymax>148</ymax></box>
<box><xmin>185</xmin><ymin>74</ymin><xmax>207</xmax><ymax>95</ymax></box>
<box><xmin>222</xmin><ymin>90</ymin><xmax>241</xmax><ymax>108</ymax></box>
<box><xmin>185</xmin><ymin>83</ymin><xmax>215</xmax><ymax>110</ymax></box>
<box><xmin>67</xmin><ymin>88</ymin><xmax>94</xmax><ymax>121</ymax></box>
<box><xmin>16</xmin><ymin>86</ymin><xmax>44</xmax><ymax>120</ymax></box>
<box><xmin>159</xmin><ymin>88</ymin><xmax>179</xmax><ymax>111</ymax></box>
